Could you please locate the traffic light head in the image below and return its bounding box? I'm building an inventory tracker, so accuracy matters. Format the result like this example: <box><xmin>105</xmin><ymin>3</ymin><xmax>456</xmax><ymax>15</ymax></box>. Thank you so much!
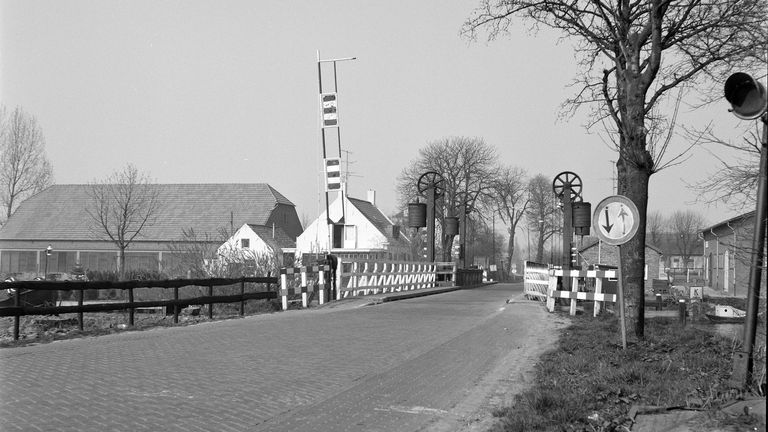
<box><xmin>724</xmin><ymin>72</ymin><xmax>767</xmax><ymax>120</ymax></box>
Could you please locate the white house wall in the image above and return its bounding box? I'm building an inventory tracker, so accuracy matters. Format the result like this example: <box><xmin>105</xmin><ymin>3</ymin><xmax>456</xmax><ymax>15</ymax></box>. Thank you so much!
<box><xmin>295</xmin><ymin>197</ymin><xmax>389</xmax><ymax>258</ymax></box>
<box><xmin>219</xmin><ymin>224</ymin><xmax>275</xmax><ymax>258</ymax></box>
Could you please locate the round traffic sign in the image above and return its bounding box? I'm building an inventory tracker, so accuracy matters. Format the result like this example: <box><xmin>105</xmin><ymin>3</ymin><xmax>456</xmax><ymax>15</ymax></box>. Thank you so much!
<box><xmin>592</xmin><ymin>195</ymin><xmax>640</xmax><ymax>246</ymax></box>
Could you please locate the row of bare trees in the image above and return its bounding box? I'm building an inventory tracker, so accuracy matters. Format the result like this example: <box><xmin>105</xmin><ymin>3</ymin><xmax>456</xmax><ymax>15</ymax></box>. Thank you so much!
<box><xmin>397</xmin><ymin>136</ymin><xmax>565</xmax><ymax>274</ymax></box>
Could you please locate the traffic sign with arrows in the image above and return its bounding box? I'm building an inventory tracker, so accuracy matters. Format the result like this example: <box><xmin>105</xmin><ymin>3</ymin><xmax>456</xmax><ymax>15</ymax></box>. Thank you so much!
<box><xmin>592</xmin><ymin>195</ymin><xmax>640</xmax><ymax>246</ymax></box>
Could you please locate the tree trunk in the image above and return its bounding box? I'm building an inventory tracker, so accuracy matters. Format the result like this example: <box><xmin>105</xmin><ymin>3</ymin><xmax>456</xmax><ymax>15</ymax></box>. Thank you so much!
<box><xmin>536</xmin><ymin>230</ymin><xmax>545</xmax><ymax>263</ymax></box>
<box><xmin>118</xmin><ymin>247</ymin><xmax>126</xmax><ymax>281</ymax></box>
<box><xmin>617</xmin><ymin>158</ymin><xmax>651</xmax><ymax>339</ymax></box>
<box><xmin>506</xmin><ymin>229</ymin><xmax>515</xmax><ymax>274</ymax></box>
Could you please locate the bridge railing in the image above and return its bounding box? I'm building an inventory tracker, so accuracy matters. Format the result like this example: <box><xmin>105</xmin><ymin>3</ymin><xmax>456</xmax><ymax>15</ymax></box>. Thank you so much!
<box><xmin>336</xmin><ymin>260</ymin><xmax>457</xmax><ymax>299</ymax></box>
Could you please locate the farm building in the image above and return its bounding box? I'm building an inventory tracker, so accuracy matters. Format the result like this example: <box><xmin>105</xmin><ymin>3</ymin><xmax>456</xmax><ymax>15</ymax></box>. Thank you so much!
<box><xmin>701</xmin><ymin>211</ymin><xmax>766</xmax><ymax>297</ymax></box>
<box><xmin>0</xmin><ymin>184</ymin><xmax>302</xmax><ymax>279</ymax></box>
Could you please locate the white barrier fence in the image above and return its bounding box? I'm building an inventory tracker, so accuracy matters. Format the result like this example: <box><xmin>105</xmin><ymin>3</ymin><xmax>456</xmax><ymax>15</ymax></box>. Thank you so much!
<box><xmin>338</xmin><ymin>261</ymin><xmax>456</xmax><ymax>298</ymax></box>
<box><xmin>279</xmin><ymin>264</ymin><xmax>329</xmax><ymax>310</ymax></box>
<box><xmin>523</xmin><ymin>261</ymin><xmax>550</xmax><ymax>301</ymax></box>
<box><xmin>546</xmin><ymin>268</ymin><xmax>618</xmax><ymax>316</ymax></box>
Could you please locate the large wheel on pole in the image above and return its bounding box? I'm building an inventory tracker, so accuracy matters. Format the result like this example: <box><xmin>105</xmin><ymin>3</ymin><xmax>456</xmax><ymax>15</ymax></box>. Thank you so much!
<box><xmin>417</xmin><ymin>171</ymin><xmax>445</xmax><ymax>198</ymax></box>
<box><xmin>552</xmin><ymin>171</ymin><xmax>583</xmax><ymax>201</ymax></box>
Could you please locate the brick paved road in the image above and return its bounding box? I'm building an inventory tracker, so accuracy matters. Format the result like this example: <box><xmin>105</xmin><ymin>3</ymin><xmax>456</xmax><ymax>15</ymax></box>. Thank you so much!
<box><xmin>0</xmin><ymin>283</ymin><xmax>562</xmax><ymax>432</ymax></box>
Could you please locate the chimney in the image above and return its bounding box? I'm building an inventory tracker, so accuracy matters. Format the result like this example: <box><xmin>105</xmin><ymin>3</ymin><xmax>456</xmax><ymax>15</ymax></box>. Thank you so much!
<box><xmin>367</xmin><ymin>189</ymin><xmax>376</xmax><ymax>206</ymax></box>
<box><xmin>392</xmin><ymin>225</ymin><xmax>400</xmax><ymax>239</ymax></box>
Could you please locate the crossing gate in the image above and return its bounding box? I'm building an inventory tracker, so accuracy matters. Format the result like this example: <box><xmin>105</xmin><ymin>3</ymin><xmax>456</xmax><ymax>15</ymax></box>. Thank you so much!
<box><xmin>523</xmin><ymin>261</ymin><xmax>550</xmax><ymax>301</ymax></box>
<box><xmin>338</xmin><ymin>261</ymin><xmax>456</xmax><ymax>298</ymax></box>
<box><xmin>279</xmin><ymin>264</ymin><xmax>330</xmax><ymax>310</ymax></box>
<box><xmin>546</xmin><ymin>269</ymin><xmax>617</xmax><ymax>316</ymax></box>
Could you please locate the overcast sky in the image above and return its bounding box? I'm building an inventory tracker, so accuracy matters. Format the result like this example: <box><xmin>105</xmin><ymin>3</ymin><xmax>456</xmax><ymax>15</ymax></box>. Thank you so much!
<box><xmin>1</xmin><ymin>0</ymin><xmax>756</xmax><ymax>232</ymax></box>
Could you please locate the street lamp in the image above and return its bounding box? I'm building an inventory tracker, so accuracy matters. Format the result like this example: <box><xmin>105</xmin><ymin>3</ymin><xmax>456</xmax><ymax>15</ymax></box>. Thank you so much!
<box><xmin>724</xmin><ymin>71</ymin><xmax>767</xmax><ymax>390</ymax></box>
<box><xmin>44</xmin><ymin>244</ymin><xmax>52</xmax><ymax>279</ymax></box>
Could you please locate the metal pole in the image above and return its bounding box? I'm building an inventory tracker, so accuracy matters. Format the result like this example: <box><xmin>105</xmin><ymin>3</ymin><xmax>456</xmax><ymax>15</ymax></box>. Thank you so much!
<box><xmin>731</xmin><ymin>113</ymin><xmax>768</xmax><ymax>389</ymax></box>
<box><xmin>561</xmin><ymin>186</ymin><xmax>573</xmax><ymax>290</ymax></box>
<box><xmin>427</xmin><ymin>186</ymin><xmax>436</xmax><ymax>262</ymax></box>
<box><xmin>617</xmin><ymin>253</ymin><xmax>628</xmax><ymax>349</ymax></box>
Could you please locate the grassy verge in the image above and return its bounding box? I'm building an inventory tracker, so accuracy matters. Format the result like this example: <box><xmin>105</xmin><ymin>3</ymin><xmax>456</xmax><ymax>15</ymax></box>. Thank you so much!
<box><xmin>491</xmin><ymin>313</ymin><xmax>766</xmax><ymax>432</ymax></box>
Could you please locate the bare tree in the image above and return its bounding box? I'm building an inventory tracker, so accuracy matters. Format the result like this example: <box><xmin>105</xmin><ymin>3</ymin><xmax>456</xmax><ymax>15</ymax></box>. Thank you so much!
<box><xmin>668</xmin><ymin>209</ymin><xmax>706</xmax><ymax>270</ymax></box>
<box><xmin>397</xmin><ymin>136</ymin><xmax>498</xmax><ymax>261</ymax></box>
<box><xmin>688</xmin><ymin>124</ymin><xmax>763</xmax><ymax>212</ymax></box>
<box><xmin>463</xmin><ymin>0</ymin><xmax>766</xmax><ymax>338</ymax></box>
<box><xmin>0</xmin><ymin>106</ymin><xmax>53</xmax><ymax>223</ymax></box>
<box><xmin>646</xmin><ymin>210</ymin><xmax>666</xmax><ymax>247</ymax></box>
<box><xmin>526</xmin><ymin>174</ymin><xmax>560</xmax><ymax>263</ymax></box>
<box><xmin>86</xmin><ymin>164</ymin><xmax>162</xmax><ymax>280</ymax></box>
<box><xmin>491</xmin><ymin>165</ymin><xmax>529</xmax><ymax>273</ymax></box>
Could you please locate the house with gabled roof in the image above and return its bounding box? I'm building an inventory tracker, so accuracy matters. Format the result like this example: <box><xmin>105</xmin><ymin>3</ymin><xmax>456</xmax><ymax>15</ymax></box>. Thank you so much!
<box><xmin>0</xmin><ymin>184</ymin><xmax>302</xmax><ymax>278</ymax></box>
<box><xmin>218</xmin><ymin>223</ymin><xmax>296</xmax><ymax>268</ymax></box>
<box><xmin>295</xmin><ymin>191</ymin><xmax>411</xmax><ymax>262</ymax></box>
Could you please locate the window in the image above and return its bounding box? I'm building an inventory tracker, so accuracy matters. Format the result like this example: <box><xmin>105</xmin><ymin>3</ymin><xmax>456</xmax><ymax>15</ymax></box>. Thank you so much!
<box><xmin>241</xmin><ymin>239</ymin><xmax>250</xmax><ymax>249</ymax></box>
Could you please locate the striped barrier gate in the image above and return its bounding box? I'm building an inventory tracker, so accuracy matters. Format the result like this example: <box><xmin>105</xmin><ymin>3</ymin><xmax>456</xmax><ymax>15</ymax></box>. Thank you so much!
<box><xmin>546</xmin><ymin>268</ymin><xmax>617</xmax><ymax>316</ymax></box>
<box><xmin>279</xmin><ymin>264</ymin><xmax>330</xmax><ymax>311</ymax></box>
<box><xmin>523</xmin><ymin>261</ymin><xmax>550</xmax><ymax>301</ymax></box>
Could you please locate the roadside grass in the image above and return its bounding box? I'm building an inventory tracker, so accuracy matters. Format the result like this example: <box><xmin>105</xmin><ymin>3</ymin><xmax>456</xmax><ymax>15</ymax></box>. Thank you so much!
<box><xmin>491</xmin><ymin>313</ymin><xmax>765</xmax><ymax>432</ymax></box>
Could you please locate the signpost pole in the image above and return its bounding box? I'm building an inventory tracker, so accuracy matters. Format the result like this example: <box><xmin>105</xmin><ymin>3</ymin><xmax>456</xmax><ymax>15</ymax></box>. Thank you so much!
<box><xmin>617</xmin><ymin>253</ymin><xmax>628</xmax><ymax>350</ymax></box>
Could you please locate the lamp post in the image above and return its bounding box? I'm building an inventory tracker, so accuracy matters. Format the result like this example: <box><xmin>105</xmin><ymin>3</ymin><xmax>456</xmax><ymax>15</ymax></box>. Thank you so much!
<box><xmin>723</xmin><ymin>71</ymin><xmax>767</xmax><ymax>390</ymax></box>
<box><xmin>44</xmin><ymin>244</ymin><xmax>52</xmax><ymax>280</ymax></box>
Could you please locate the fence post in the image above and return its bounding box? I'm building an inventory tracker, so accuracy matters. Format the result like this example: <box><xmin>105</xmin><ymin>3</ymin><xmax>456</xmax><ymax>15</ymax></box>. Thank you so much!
<box><xmin>594</xmin><ymin>275</ymin><xmax>603</xmax><ymax>317</ymax></box>
<box><xmin>240</xmin><ymin>279</ymin><xmax>245</xmax><ymax>316</ymax></box>
<box><xmin>280</xmin><ymin>271</ymin><xmax>288</xmax><ymax>311</ymax></box>
<box><xmin>207</xmin><ymin>285</ymin><xmax>214</xmax><ymax>319</ymax></box>
<box><xmin>336</xmin><ymin>263</ymin><xmax>342</xmax><ymax>300</ymax></box>
<box><xmin>128</xmin><ymin>287</ymin><xmax>135</xmax><ymax>326</ymax></box>
<box><xmin>318</xmin><ymin>268</ymin><xmax>326</xmax><ymax>305</ymax></box>
<box><xmin>78</xmin><ymin>288</ymin><xmax>84</xmax><ymax>331</ymax></box>
<box><xmin>678</xmin><ymin>299</ymin><xmax>687</xmax><ymax>326</ymax></box>
<box><xmin>13</xmin><ymin>288</ymin><xmax>20</xmax><ymax>341</ymax></box>
<box><xmin>173</xmin><ymin>286</ymin><xmax>179</xmax><ymax>324</ymax></box>
<box><xmin>546</xmin><ymin>273</ymin><xmax>557</xmax><ymax>312</ymax></box>
<box><xmin>569</xmin><ymin>270</ymin><xmax>579</xmax><ymax>316</ymax></box>
<box><xmin>301</xmin><ymin>268</ymin><xmax>308</xmax><ymax>308</ymax></box>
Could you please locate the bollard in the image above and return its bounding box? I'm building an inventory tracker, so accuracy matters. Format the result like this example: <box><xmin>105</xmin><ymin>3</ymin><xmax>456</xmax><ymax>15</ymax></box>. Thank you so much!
<box><xmin>678</xmin><ymin>299</ymin><xmax>687</xmax><ymax>326</ymax></box>
<box><xmin>656</xmin><ymin>293</ymin><xmax>662</xmax><ymax>311</ymax></box>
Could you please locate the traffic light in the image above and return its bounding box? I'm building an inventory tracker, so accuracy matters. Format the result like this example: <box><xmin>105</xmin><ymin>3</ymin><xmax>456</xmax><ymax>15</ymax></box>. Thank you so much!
<box><xmin>724</xmin><ymin>72</ymin><xmax>767</xmax><ymax>120</ymax></box>
<box><xmin>570</xmin><ymin>244</ymin><xmax>578</xmax><ymax>266</ymax></box>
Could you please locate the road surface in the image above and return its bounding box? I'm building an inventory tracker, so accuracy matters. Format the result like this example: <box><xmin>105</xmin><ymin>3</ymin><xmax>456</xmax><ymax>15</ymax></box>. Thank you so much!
<box><xmin>0</xmin><ymin>283</ymin><xmax>565</xmax><ymax>431</ymax></box>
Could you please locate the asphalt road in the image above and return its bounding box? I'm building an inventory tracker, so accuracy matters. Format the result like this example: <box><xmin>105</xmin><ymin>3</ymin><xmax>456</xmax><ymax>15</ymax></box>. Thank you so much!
<box><xmin>0</xmin><ymin>283</ymin><xmax>564</xmax><ymax>432</ymax></box>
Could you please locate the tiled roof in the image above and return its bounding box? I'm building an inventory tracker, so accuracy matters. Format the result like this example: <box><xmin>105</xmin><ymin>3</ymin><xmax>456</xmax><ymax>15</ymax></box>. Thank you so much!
<box><xmin>0</xmin><ymin>184</ymin><xmax>294</xmax><ymax>242</ymax></box>
<box><xmin>247</xmin><ymin>224</ymin><xmax>296</xmax><ymax>250</ymax></box>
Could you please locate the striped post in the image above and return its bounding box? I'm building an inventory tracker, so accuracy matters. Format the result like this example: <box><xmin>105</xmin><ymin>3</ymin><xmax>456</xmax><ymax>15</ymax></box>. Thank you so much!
<box><xmin>318</xmin><ymin>268</ymin><xmax>326</xmax><ymax>305</ymax></box>
<box><xmin>300</xmin><ymin>268</ymin><xmax>308</xmax><ymax>308</ymax></box>
<box><xmin>280</xmin><ymin>272</ymin><xmax>288</xmax><ymax>311</ymax></box>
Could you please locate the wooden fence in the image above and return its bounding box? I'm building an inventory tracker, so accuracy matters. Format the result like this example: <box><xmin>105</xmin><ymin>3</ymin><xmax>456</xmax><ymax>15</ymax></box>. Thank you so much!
<box><xmin>0</xmin><ymin>277</ymin><xmax>277</xmax><ymax>340</ymax></box>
